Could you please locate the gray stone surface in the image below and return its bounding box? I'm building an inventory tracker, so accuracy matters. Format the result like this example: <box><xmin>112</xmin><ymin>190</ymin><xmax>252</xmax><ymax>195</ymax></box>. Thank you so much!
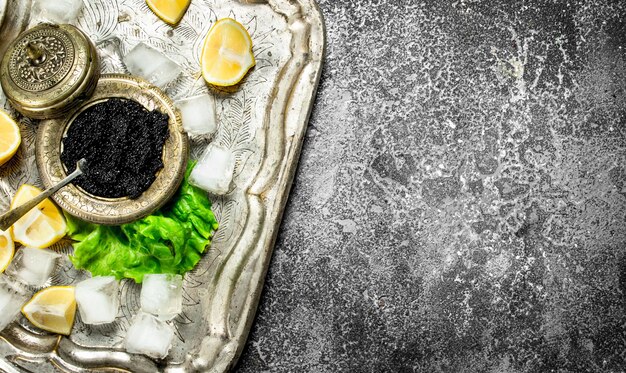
<box><xmin>236</xmin><ymin>1</ymin><xmax>626</xmax><ymax>372</ymax></box>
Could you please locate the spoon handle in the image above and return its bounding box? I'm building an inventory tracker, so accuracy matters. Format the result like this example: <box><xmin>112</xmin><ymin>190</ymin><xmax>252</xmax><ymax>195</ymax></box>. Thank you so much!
<box><xmin>0</xmin><ymin>167</ymin><xmax>83</xmax><ymax>231</ymax></box>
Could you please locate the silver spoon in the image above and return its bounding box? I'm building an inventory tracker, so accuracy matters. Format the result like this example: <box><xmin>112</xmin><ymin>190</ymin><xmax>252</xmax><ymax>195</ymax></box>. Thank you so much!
<box><xmin>0</xmin><ymin>159</ymin><xmax>87</xmax><ymax>231</ymax></box>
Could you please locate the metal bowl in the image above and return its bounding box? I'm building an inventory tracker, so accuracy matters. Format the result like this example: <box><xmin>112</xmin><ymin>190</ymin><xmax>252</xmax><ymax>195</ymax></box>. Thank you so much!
<box><xmin>36</xmin><ymin>73</ymin><xmax>189</xmax><ymax>225</ymax></box>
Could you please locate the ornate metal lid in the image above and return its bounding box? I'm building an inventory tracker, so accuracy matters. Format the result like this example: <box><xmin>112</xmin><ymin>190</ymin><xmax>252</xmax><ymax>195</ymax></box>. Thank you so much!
<box><xmin>0</xmin><ymin>23</ymin><xmax>99</xmax><ymax>119</ymax></box>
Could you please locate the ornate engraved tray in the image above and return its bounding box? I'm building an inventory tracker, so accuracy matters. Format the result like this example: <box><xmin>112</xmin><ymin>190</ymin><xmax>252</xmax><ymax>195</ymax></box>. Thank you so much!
<box><xmin>0</xmin><ymin>0</ymin><xmax>324</xmax><ymax>371</ymax></box>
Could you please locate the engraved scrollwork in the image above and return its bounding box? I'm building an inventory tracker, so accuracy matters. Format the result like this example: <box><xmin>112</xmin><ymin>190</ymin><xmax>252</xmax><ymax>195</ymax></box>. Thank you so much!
<box><xmin>9</xmin><ymin>30</ymin><xmax>74</xmax><ymax>91</ymax></box>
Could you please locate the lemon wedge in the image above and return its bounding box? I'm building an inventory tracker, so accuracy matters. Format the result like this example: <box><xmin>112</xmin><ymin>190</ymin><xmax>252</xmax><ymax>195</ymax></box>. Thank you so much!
<box><xmin>22</xmin><ymin>286</ymin><xmax>76</xmax><ymax>335</ymax></box>
<box><xmin>146</xmin><ymin>0</ymin><xmax>191</xmax><ymax>26</ymax></box>
<box><xmin>201</xmin><ymin>18</ymin><xmax>255</xmax><ymax>87</ymax></box>
<box><xmin>10</xmin><ymin>185</ymin><xmax>66</xmax><ymax>249</ymax></box>
<box><xmin>0</xmin><ymin>229</ymin><xmax>14</xmax><ymax>273</ymax></box>
<box><xmin>0</xmin><ymin>109</ymin><xmax>21</xmax><ymax>167</ymax></box>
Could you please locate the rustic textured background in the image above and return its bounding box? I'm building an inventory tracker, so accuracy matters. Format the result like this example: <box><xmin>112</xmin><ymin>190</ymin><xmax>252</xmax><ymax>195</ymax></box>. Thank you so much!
<box><xmin>236</xmin><ymin>1</ymin><xmax>626</xmax><ymax>372</ymax></box>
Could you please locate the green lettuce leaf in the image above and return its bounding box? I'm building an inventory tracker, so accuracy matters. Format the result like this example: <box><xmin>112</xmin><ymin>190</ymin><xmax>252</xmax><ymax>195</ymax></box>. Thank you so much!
<box><xmin>67</xmin><ymin>162</ymin><xmax>219</xmax><ymax>283</ymax></box>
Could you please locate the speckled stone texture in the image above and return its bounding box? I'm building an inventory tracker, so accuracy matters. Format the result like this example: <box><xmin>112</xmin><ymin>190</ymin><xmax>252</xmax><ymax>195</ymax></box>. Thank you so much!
<box><xmin>236</xmin><ymin>1</ymin><xmax>626</xmax><ymax>372</ymax></box>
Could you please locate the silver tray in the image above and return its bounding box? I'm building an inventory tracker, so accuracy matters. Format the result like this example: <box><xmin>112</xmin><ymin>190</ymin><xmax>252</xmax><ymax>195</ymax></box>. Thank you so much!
<box><xmin>0</xmin><ymin>0</ymin><xmax>324</xmax><ymax>371</ymax></box>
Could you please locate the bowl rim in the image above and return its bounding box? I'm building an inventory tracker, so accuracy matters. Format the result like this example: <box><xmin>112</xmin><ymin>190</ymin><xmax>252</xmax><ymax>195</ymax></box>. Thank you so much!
<box><xmin>36</xmin><ymin>73</ymin><xmax>189</xmax><ymax>225</ymax></box>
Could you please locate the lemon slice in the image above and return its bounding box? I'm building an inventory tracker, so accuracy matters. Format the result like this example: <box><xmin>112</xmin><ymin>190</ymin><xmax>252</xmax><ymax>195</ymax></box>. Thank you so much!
<box><xmin>22</xmin><ymin>286</ymin><xmax>76</xmax><ymax>335</ymax></box>
<box><xmin>201</xmin><ymin>18</ymin><xmax>255</xmax><ymax>87</ymax></box>
<box><xmin>0</xmin><ymin>229</ymin><xmax>14</xmax><ymax>273</ymax></box>
<box><xmin>10</xmin><ymin>185</ymin><xmax>66</xmax><ymax>249</ymax></box>
<box><xmin>146</xmin><ymin>0</ymin><xmax>190</xmax><ymax>26</ymax></box>
<box><xmin>0</xmin><ymin>109</ymin><xmax>21</xmax><ymax>167</ymax></box>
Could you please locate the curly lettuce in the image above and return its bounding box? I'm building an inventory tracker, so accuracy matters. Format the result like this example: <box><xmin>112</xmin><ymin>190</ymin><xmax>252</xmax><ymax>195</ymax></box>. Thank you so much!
<box><xmin>66</xmin><ymin>162</ymin><xmax>219</xmax><ymax>283</ymax></box>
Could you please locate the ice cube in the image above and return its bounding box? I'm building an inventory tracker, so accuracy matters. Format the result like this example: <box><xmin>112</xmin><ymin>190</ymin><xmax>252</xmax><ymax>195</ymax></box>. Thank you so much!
<box><xmin>140</xmin><ymin>274</ymin><xmax>183</xmax><ymax>321</ymax></box>
<box><xmin>125</xmin><ymin>312</ymin><xmax>174</xmax><ymax>359</ymax></box>
<box><xmin>6</xmin><ymin>248</ymin><xmax>60</xmax><ymax>287</ymax></box>
<box><xmin>176</xmin><ymin>95</ymin><xmax>218</xmax><ymax>136</ymax></box>
<box><xmin>0</xmin><ymin>277</ymin><xmax>29</xmax><ymax>331</ymax></box>
<box><xmin>75</xmin><ymin>276</ymin><xmax>120</xmax><ymax>325</ymax></box>
<box><xmin>189</xmin><ymin>145</ymin><xmax>235</xmax><ymax>195</ymax></box>
<box><xmin>31</xmin><ymin>0</ymin><xmax>83</xmax><ymax>24</ymax></box>
<box><xmin>123</xmin><ymin>43</ymin><xmax>182</xmax><ymax>89</ymax></box>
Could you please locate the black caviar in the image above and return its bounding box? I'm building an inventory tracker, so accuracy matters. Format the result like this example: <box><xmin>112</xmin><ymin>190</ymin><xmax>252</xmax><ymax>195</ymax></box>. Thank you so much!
<box><xmin>61</xmin><ymin>98</ymin><xmax>170</xmax><ymax>199</ymax></box>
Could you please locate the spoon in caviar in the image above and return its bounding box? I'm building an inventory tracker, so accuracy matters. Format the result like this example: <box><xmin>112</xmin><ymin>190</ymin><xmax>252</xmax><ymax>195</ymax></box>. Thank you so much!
<box><xmin>0</xmin><ymin>159</ymin><xmax>87</xmax><ymax>231</ymax></box>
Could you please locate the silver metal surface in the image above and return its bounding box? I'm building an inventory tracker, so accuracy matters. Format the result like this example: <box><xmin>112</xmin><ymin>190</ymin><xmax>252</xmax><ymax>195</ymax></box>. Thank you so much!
<box><xmin>0</xmin><ymin>0</ymin><xmax>324</xmax><ymax>372</ymax></box>
<box><xmin>0</xmin><ymin>0</ymin><xmax>6</xmax><ymax>34</ymax></box>
<box><xmin>0</xmin><ymin>0</ymin><xmax>31</xmax><ymax>59</ymax></box>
